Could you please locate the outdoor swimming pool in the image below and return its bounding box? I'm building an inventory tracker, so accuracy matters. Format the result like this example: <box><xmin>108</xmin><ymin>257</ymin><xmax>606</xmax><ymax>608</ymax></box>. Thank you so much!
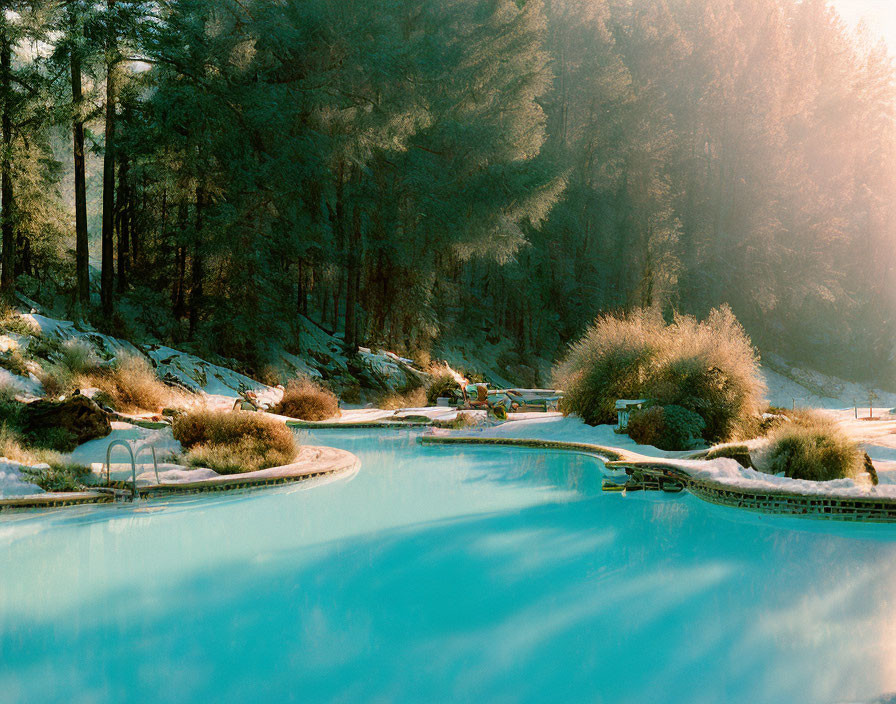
<box><xmin>1</xmin><ymin>428</ymin><xmax>895</xmax><ymax>703</ymax></box>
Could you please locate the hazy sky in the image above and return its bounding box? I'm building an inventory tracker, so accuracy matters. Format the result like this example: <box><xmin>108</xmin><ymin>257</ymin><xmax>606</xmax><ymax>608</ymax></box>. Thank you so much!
<box><xmin>833</xmin><ymin>0</ymin><xmax>896</xmax><ymax>50</ymax></box>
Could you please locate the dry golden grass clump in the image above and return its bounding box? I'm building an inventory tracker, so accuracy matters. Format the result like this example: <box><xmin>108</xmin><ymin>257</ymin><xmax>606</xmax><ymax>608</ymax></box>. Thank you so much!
<box><xmin>378</xmin><ymin>387</ymin><xmax>427</xmax><ymax>410</ymax></box>
<box><xmin>272</xmin><ymin>377</ymin><xmax>339</xmax><ymax>421</ymax></box>
<box><xmin>762</xmin><ymin>409</ymin><xmax>863</xmax><ymax>482</ymax></box>
<box><xmin>432</xmin><ymin>411</ymin><xmax>478</xmax><ymax>429</ymax></box>
<box><xmin>87</xmin><ymin>352</ymin><xmax>182</xmax><ymax>413</ymax></box>
<box><xmin>37</xmin><ymin>343</ymin><xmax>183</xmax><ymax>413</ymax></box>
<box><xmin>172</xmin><ymin>409</ymin><xmax>299</xmax><ymax>474</ymax></box>
<box><xmin>0</xmin><ymin>422</ymin><xmax>56</xmax><ymax>465</ymax></box>
<box><xmin>0</xmin><ymin>306</ymin><xmax>40</xmax><ymax>337</ymax></box>
<box><xmin>554</xmin><ymin>306</ymin><xmax>765</xmax><ymax>445</ymax></box>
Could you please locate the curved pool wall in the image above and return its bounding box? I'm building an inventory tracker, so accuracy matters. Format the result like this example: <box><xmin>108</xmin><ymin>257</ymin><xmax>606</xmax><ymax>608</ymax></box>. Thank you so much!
<box><xmin>1</xmin><ymin>428</ymin><xmax>896</xmax><ymax>704</ymax></box>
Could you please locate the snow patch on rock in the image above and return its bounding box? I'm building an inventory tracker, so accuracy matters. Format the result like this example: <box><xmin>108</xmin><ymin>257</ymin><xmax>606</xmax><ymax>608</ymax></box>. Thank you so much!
<box><xmin>143</xmin><ymin>345</ymin><xmax>268</xmax><ymax>398</ymax></box>
<box><xmin>0</xmin><ymin>459</ymin><xmax>44</xmax><ymax>498</ymax></box>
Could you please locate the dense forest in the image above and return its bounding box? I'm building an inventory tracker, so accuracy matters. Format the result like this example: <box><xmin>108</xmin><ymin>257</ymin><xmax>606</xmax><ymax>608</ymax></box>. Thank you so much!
<box><xmin>1</xmin><ymin>0</ymin><xmax>894</xmax><ymax>384</ymax></box>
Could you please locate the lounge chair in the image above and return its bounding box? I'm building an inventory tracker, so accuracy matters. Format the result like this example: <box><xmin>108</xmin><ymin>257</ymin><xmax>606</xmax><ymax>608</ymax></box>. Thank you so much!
<box><xmin>504</xmin><ymin>389</ymin><xmax>563</xmax><ymax>412</ymax></box>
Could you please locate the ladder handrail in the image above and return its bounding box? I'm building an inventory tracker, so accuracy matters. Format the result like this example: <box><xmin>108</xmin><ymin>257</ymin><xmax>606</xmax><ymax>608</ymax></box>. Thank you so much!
<box><xmin>105</xmin><ymin>439</ymin><xmax>137</xmax><ymax>499</ymax></box>
<box><xmin>134</xmin><ymin>443</ymin><xmax>160</xmax><ymax>484</ymax></box>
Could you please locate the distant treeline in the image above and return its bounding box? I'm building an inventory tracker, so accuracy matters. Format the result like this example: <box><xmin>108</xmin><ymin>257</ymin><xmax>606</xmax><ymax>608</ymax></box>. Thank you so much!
<box><xmin>2</xmin><ymin>0</ymin><xmax>894</xmax><ymax>380</ymax></box>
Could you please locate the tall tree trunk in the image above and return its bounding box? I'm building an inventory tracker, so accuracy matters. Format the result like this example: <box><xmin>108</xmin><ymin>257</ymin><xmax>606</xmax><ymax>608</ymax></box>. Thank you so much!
<box><xmin>101</xmin><ymin>0</ymin><xmax>116</xmax><ymax>318</ymax></box>
<box><xmin>172</xmin><ymin>201</ymin><xmax>186</xmax><ymax>317</ymax></box>
<box><xmin>15</xmin><ymin>233</ymin><xmax>29</xmax><ymax>277</ymax></box>
<box><xmin>189</xmin><ymin>186</ymin><xmax>203</xmax><ymax>338</ymax></box>
<box><xmin>332</xmin><ymin>280</ymin><xmax>340</xmax><ymax>333</ymax></box>
<box><xmin>131</xmin><ymin>175</ymin><xmax>143</xmax><ymax>269</ymax></box>
<box><xmin>116</xmin><ymin>152</ymin><xmax>129</xmax><ymax>292</ymax></box>
<box><xmin>71</xmin><ymin>22</ymin><xmax>89</xmax><ymax>312</ymax></box>
<box><xmin>344</xmin><ymin>205</ymin><xmax>361</xmax><ymax>353</ymax></box>
<box><xmin>333</xmin><ymin>161</ymin><xmax>345</xmax><ymax>335</ymax></box>
<box><xmin>0</xmin><ymin>29</ymin><xmax>13</xmax><ymax>298</ymax></box>
<box><xmin>296</xmin><ymin>259</ymin><xmax>304</xmax><ymax>316</ymax></box>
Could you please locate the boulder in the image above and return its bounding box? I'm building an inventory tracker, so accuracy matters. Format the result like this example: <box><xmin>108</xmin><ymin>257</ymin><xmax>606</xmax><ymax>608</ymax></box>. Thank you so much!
<box><xmin>21</xmin><ymin>395</ymin><xmax>112</xmax><ymax>446</ymax></box>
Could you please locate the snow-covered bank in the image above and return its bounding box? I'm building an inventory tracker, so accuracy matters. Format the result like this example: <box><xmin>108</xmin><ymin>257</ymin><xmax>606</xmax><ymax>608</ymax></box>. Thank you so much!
<box><xmin>761</xmin><ymin>352</ymin><xmax>896</xmax><ymax>410</ymax></box>
<box><xmin>11</xmin><ymin>301</ymin><xmax>434</xmax><ymax>410</ymax></box>
<box><xmin>627</xmin><ymin>454</ymin><xmax>896</xmax><ymax>499</ymax></box>
<box><xmin>298</xmin><ymin>406</ymin><xmax>486</xmax><ymax>425</ymax></box>
<box><xmin>435</xmin><ymin>413</ymin><xmax>896</xmax><ymax>502</ymax></box>
<box><xmin>434</xmin><ymin>413</ymin><xmax>676</xmax><ymax>458</ymax></box>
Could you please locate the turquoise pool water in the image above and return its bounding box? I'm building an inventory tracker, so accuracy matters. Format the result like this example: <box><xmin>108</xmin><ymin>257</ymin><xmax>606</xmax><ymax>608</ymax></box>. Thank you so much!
<box><xmin>1</xmin><ymin>428</ymin><xmax>895</xmax><ymax>703</ymax></box>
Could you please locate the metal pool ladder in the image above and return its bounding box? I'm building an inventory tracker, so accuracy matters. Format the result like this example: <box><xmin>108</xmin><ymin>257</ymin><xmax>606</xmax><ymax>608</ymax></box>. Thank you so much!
<box><xmin>104</xmin><ymin>440</ymin><xmax>160</xmax><ymax>501</ymax></box>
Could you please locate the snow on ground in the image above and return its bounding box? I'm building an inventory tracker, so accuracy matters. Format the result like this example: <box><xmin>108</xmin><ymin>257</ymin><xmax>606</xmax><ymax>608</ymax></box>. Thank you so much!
<box><xmin>656</xmin><ymin>456</ymin><xmax>896</xmax><ymax>498</ymax></box>
<box><xmin>0</xmin><ymin>460</ymin><xmax>44</xmax><ymax>498</ymax></box>
<box><xmin>0</xmin><ymin>367</ymin><xmax>42</xmax><ymax>397</ymax></box>
<box><xmin>437</xmin><ymin>412</ymin><xmax>896</xmax><ymax>500</ymax></box>
<box><xmin>136</xmin><ymin>466</ymin><xmax>219</xmax><ymax>485</ymax></box>
<box><xmin>437</xmin><ymin>413</ymin><xmax>675</xmax><ymax>458</ymax></box>
<box><xmin>15</xmin><ymin>299</ymin><xmax>896</xmax><ymax>504</ymax></box>
<box><xmin>144</xmin><ymin>345</ymin><xmax>272</xmax><ymax>398</ymax></box>
<box><xmin>303</xmin><ymin>406</ymin><xmax>487</xmax><ymax>424</ymax></box>
<box><xmin>65</xmin><ymin>422</ymin><xmax>182</xmax><ymax>482</ymax></box>
<box><xmin>761</xmin><ymin>353</ymin><xmax>896</xmax><ymax>410</ymax></box>
<box><xmin>25</xmin><ymin>312</ymin><xmax>143</xmax><ymax>360</ymax></box>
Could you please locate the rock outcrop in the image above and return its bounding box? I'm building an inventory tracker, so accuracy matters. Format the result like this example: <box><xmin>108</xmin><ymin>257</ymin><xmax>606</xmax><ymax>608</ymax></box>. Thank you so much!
<box><xmin>21</xmin><ymin>395</ymin><xmax>112</xmax><ymax>446</ymax></box>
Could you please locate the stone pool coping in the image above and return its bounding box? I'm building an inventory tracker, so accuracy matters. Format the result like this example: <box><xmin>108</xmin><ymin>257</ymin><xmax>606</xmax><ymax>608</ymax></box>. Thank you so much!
<box><xmin>0</xmin><ymin>445</ymin><xmax>360</xmax><ymax>512</ymax></box>
<box><xmin>420</xmin><ymin>434</ymin><xmax>896</xmax><ymax>523</ymax></box>
<box><xmin>287</xmin><ymin>419</ymin><xmax>433</xmax><ymax>429</ymax></box>
<box><xmin>418</xmin><ymin>434</ymin><xmax>640</xmax><ymax>463</ymax></box>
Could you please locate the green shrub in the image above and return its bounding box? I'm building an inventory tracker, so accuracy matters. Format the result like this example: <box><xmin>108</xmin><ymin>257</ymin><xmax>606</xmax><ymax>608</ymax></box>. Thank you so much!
<box><xmin>627</xmin><ymin>404</ymin><xmax>705</xmax><ymax>450</ymax></box>
<box><xmin>27</xmin><ymin>426</ymin><xmax>79</xmax><ymax>453</ymax></box>
<box><xmin>340</xmin><ymin>383</ymin><xmax>361</xmax><ymax>405</ymax></box>
<box><xmin>272</xmin><ymin>377</ymin><xmax>339</xmax><ymax>421</ymax></box>
<box><xmin>20</xmin><ymin>462</ymin><xmax>90</xmax><ymax>492</ymax></box>
<box><xmin>0</xmin><ymin>385</ymin><xmax>22</xmax><ymax>427</ymax></box>
<box><xmin>58</xmin><ymin>340</ymin><xmax>101</xmax><ymax>376</ymax></box>
<box><xmin>554</xmin><ymin>306</ymin><xmax>765</xmax><ymax>443</ymax></box>
<box><xmin>172</xmin><ymin>408</ymin><xmax>299</xmax><ymax>474</ymax></box>
<box><xmin>625</xmin><ymin>406</ymin><xmax>663</xmax><ymax>446</ymax></box>
<box><xmin>27</xmin><ymin>335</ymin><xmax>63</xmax><ymax>362</ymax></box>
<box><xmin>765</xmin><ymin>411</ymin><xmax>862</xmax><ymax>481</ymax></box>
<box><xmin>0</xmin><ymin>422</ymin><xmax>67</xmax><ymax>467</ymax></box>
